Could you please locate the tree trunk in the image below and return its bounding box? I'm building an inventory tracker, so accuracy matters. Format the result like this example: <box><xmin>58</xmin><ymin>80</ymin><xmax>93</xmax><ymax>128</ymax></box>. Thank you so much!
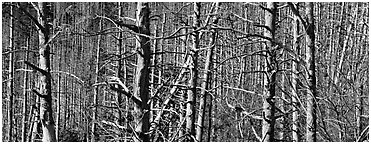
<box><xmin>262</xmin><ymin>2</ymin><xmax>277</xmax><ymax>142</ymax></box>
<box><xmin>354</xmin><ymin>4</ymin><xmax>363</xmax><ymax>139</ymax></box>
<box><xmin>305</xmin><ymin>2</ymin><xmax>316</xmax><ymax>142</ymax></box>
<box><xmin>291</xmin><ymin>2</ymin><xmax>300</xmax><ymax>142</ymax></box>
<box><xmin>91</xmin><ymin>4</ymin><xmax>102</xmax><ymax>141</ymax></box>
<box><xmin>178</xmin><ymin>20</ymin><xmax>187</xmax><ymax>139</ymax></box>
<box><xmin>185</xmin><ymin>2</ymin><xmax>201</xmax><ymax>141</ymax></box>
<box><xmin>56</xmin><ymin>41</ymin><xmax>62</xmax><ymax>141</ymax></box>
<box><xmin>35</xmin><ymin>2</ymin><xmax>56</xmax><ymax>142</ymax></box>
<box><xmin>31</xmin><ymin>96</ymin><xmax>40</xmax><ymax>142</ymax></box>
<box><xmin>195</xmin><ymin>2</ymin><xmax>220</xmax><ymax>142</ymax></box>
<box><xmin>7</xmin><ymin>3</ymin><xmax>14</xmax><ymax>142</ymax></box>
<box><xmin>132</xmin><ymin>2</ymin><xmax>151</xmax><ymax>142</ymax></box>
<box><xmin>115</xmin><ymin>2</ymin><xmax>124</xmax><ymax>127</ymax></box>
<box><xmin>22</xmin><ymin>27</ymin><xmax>31</xmax><ymax>142</ymax></box>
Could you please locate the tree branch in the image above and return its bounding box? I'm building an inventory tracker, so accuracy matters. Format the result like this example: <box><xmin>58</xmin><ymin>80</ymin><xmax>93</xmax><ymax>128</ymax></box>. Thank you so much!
<box><xmin>225</xmin><ymin>96</ymin><xmax>262</xmax><ymax>120</ymax></box>
<box><xmin>249</xmin><ymin>119</ymin><xmax>262</xmax><ymax>141</ymax></box>
<box><xmin>357</xmin><ymin>125</ymin><xmax>369</xmax><ymax>142</ymax></box>
<box><xmin>287</xmin><ymin>2</ymin><xmax>308</xmax><ymax>28</ymax></box>
<box><xmin>253</xmin><ymin>24</ymin><xmax>273</xmax><ymax>33</ymax></box>
<box><xmin>24</xmin><ymin>61</ymin><xmax>48</xmax><ymax>75</ymax></box>
<box><xmin>32</xmin><ymin>89</ymin><xmax>47</xmax><ymax>99</ymax></box>
<box><xmin>106</xmin><ymin>77</ymin><xmax>142</xmax><ymax>105</ymax></box>
<box><xmin>16</xmin><ymin>3</ymin><xmax>45</xmax><ymax>33</ymax></box>
<box><xmin>259</xmin><ymin>4</ymin><xmax>272</xmax><ymax>14</ymax></box>
<box><xmin>109</xmin><ymin>86</ymin><xmax>142</xmax><ymax>106</ymax></box>
<box><xmin>51</xmin><ymin>70</ymin><xmax>84</xmax><ymax>84</ymax></box>
<box><xmin>114</xmin><ymin>20</ymin><xmax>140</xmax><ymax>33</ymax></box>
<box><xmin>232</xmin><ymin>13</ymin><xmax>255</xmax><ymax>23</ymax></box>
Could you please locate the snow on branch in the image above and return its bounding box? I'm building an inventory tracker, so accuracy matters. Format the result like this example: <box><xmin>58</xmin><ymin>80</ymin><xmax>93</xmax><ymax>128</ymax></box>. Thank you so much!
<box><xmin>106</xmin><ymin>76</ymin><xmax>142</xmax><ymax>105</ymax></box>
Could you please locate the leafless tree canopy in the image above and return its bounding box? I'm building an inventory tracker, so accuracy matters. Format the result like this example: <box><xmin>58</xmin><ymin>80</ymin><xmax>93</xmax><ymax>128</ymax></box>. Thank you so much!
<box><xmin>1</xmin><ymin>2</ymin><xmax>369</xmax><ymax>142</ymax></box>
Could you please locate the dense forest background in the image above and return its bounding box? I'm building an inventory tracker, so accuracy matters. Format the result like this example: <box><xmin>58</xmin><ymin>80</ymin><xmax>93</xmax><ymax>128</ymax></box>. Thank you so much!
<box><xmin>1</xmin><ymin>2</ymin><xmax>369</xmax><ymax>142</ymax></box>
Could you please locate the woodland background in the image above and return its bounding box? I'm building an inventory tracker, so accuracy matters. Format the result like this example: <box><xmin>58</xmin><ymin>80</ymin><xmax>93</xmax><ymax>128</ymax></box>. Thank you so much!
<box><xmin>1</xmin><ymin>2</ymin><xmax>369</xmax><ymax>142</ymax></box>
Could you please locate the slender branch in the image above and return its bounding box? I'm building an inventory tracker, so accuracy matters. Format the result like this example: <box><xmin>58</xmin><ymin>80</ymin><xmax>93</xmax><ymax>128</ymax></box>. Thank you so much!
<box><xmin>119</xmin><ymin>16</ymin><xmax>136</xmax><ymax>22</ymax></box>
<box><xmin>32</xmin><ymin>89</ymin><xmax>47</xmax><ymax>99</ymax></box>
<box><xmin>249</xmin><ymin>119</ymin><xmax>262</xmax><ymax>141</ymax></box>
<box><xmin>45</xmin><ymin>30</ymin><xmax>61</xmax><ymax>46</ymax></box>
<box><xmin>277</xmin><ymin>3</ymin><xmax>289</xmax><ymax>9</ymax></box>
<box><xmin>51</xmin><ymin>70</ymin><xmax>84</xmax><ymax>84</ymax></box>
<box><xmin>15</xmin><ymin>69</ymin><xmax>33</xmax><ymax>72</ymax></box>
<box><xmin>232</xmin><ymin>13</ymin><xmax>255</xmax><ymax>23</ymax></box>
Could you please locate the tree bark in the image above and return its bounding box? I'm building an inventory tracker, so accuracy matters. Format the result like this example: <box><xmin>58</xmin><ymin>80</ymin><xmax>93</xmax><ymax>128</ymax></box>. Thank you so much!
<box><xmin>178</xmin><ymin>18</ymin><xmax>187</xmax><ymax>139</ymax></box>
<box><xmin>305</xmin><ymin>2</ymin><xmax>316</xmax><ymax>142</ymax></box>
<box><xmin>22</xmin><ymin>27</ymin><xmax>31</xmax><ymax>142</ymax></box>
<box><xmin>115</xmin><ymin>1</ymin><xmax>124</xmax><ymax>127</ymax></box>
<box><xmin>7</xmin><ymin>3</ymin><xmax>14</xmax><ymax>142</ymax></box>
<box><xmin>31</xmin><ymin>96</ymin><xmax>40</xmax><ymax>142</ymax></box>
<box><xmin>195</xmin><ymin>2</ymin><xmax>220</xmax><ymax>142</ymax></box>
<box><xmin>56</xmin><ymin>36</ymin><xmax>62</xmax><ymax>141</ymax></box>
<box><xmin>91</xmin><ymin>4</ymin><xmax>102</xmax><ymax>141</ymax></box>
<box><xmin>262</xmin><ymin>2</ymin><xmax>277</xmax><ymax>142</ymax></box>
<box><xmin>35</xmin><ymin>2</ymin><xmax>57</xmax><ymax>142</ymax></box>
<box><xmin>132</xmin><ymin>2</ymin><xmax>151</xmax><ymax>142</ymax></box>
<box><xmin>185</xmin><ymin>2</ymin><xmax>200</xmax><ymax>141</ymax></box>
<box><xmin>291</xmin><ymin>2</ymin><xmax>300</xmax><ymax>142</ymax></box>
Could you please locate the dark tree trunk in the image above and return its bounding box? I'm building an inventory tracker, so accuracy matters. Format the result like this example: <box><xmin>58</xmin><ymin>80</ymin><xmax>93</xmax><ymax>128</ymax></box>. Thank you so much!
<box><xmin>132</xmin><ymin>2</ymin><xmax>151</xmax><ymax>142</ymax></box>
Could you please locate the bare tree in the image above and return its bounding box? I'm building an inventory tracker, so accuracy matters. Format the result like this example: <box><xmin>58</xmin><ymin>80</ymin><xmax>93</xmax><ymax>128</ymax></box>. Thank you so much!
<box><xmin>196</xmin><ymin>2</ymin><xmax>220</xmax><ymax>142</ymax></box>
<box><xmin>305</xmin><ymin>2</ymin><xmax>316</xmax><ymax>142</ymax></box>
<box><xmin>91</xmin><ymin>3</ymin><xmax>102</xmax><ymax>142</ymax></box>
<box><xmin>22</xmin><ymin>2</ymin><xmax>57</xmax><ymax>141</ymax></box>
<box><xmin>6</xmin><ymin>3</ymin><xmax>15</xmax><ymax>142</ymax></box>
<box><xmin>185</xmin><ymin>2</ymin><xmax>201</xmax><ymax>141</ymax></box>
<box><xmin>132</xmin><ymin>2</ymin><xmax>151</xmax><ymax>142</ymax></box>
<box><xmin>261</xmin><ymin>2</ymin><xmax>277</xmax><ymax>142</ymax></box>
<box><xmin>2</xmin><ymin>2</ymin><xmax>368</xmax><ymax>142</ymax></box>
<box><xmin>290</xmin><ymin>2</ymin><xmax>300</xmax><ymax>142</ymax></box>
